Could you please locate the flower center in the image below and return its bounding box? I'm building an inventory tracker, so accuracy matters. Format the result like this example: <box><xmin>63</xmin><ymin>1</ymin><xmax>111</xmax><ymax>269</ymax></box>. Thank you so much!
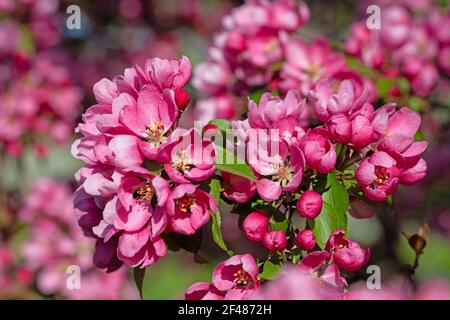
<box><xmin>374</xmin><ymin>166</ymin><xmax>390</xmax><ymax>185</ymax></box>
<box><xmin>145</xmin><ymin>121</ymin><xmax>164</xmax><ymax>144</ymax></box>
<box><xmin>173</xmin><ymin>150</ymin><xmax>193</xmax><ymax>172</ymax></box>
<box><xmin>136</xmin><ymin>182</ymin><xmax>155</xmax><ymax>202</ymax></box>
<box><xmin>233</xmin><ymin>268</ymin><xmax>252</xmax><ymax>286</ymax></box>
<box><xmin>177</xmin><ymin>195</ymin><xmax>195</xmax><ymax>213</ymax></box>
<box><xmin>308</xmin><ymin>62</ymin><xmax>322</xmax><ymax>80</ymax></box>
<box><xmin>265</xmin><ymin>39</ymin><xmax>279</xmax><ymax>55</ymax></box>
<box><xmin>272</xmin><ymin>161</ymin><xmax>293</xmax><ymax>186</ymax></box>
<box><xmin>335</xmin><ymin>238</ymin><xmax>349</xmax><ymax>250</ymax></box>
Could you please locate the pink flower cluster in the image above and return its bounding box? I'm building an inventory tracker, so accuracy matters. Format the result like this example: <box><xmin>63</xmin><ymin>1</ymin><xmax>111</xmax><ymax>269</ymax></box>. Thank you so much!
<box><xmin>73</xmin><ymin>56</ymin><xmax>219</xmax><ymax>271</ymax></box>
<box><xmin>186</xmin><ymin>254</ymin><xmax>260</xmax><ymax>300</ymax></box>
<box><xmin>186</xmin><ymin>229</ymin><xmax>370</xmax><ymax>300</ymax></box>
<box><xmin>345</xmin><ymin>4</ymin><xmax>450</xmax><ymax>97</ymax></box>
<box><xmin>0</xmin><ymin>243</ymin><xmax>34</xmax><ymax>297</ymax></box>
<box><xmin>186</xmin><ymin>233</ymin><xmax>450</xmax><ymax>301</ymax></box>
<box><xmin>194</xmin><ymin>0</ymin><xmax>310</xmax><ymax>121</ymax></box>
<box><xmin>252</xmin><ymin>266</ymin><xmax>450</xmax><ymax>300</ymax></box>
<box><xmin>194</xmin><ymin>0</ymin><xmax>378</xmax><ymax>122</ymax></box>
<box><xmin>223</xmin><ymin>80</ymin><xmax>427</xmax><ymax>208</ymax></box>
<box><xmin>0</xmin><ymin>54</ymin><xmax>82</xmax><ymax>157</ymax></box>
<box><xmin>19</xmin><ymin>178</ymin><xmax>137</xmax><ymax>299</ymax></box>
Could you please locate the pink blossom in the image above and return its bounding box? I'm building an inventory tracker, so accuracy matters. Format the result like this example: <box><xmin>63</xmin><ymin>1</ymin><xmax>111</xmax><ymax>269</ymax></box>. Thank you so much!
<box><xmin>295</xmin><ymin>229</ymin><xmax>316</xmax><ymax>251</ymax></box>
<box><xmin>158</xmin><ymin>128</ymin><xmax>217</xmax><ymax>183</ymax></box>
<box><xmin>185</xmin><ymin>282</ymin><xmax>225</xmax><ymax>300</ymax></box>
<box><xmin>296</xmin><ymin>190</ymin><xmax>323</xmax><ymax>219</ymax></box>
<box><xmin>193</xmin><ymin>0</ymin><xmax>309</xmax><ymax>118</ymax></box>
<box><xmin>280</xmin><ymin>37</ymin><xmax>346</xmax><ymax>95</ymax></box>
<box><xmin>248</xmin><ymin>90</ymin><xmax>307</xmax><ymax>141</ymax></box>
<box><xmin>325</xmin><ymin>230</ymin><xmax>371</xmax><ymax>272</ymax></box>
<box><xmin>263</xmin><ymin>230</ymin><xmax>287</xmax><ymax>252</ymax></box>
<box><xmin>374</xmin><ymin>106</ymin><xmax>428</xmax><ymax>170</ymax></box>
<box><xmin>185</xmin><ymin>254</ymin><xmax>260</xmax><ymax>300</ymax></box>
<box><xmin>242</xmin><ymin>211</ymin><xmax>270</xmax><ymax>242</ymax></box>
<box><xmin>250</xmin><ymin>266</ymin><xmax>331</xmax><ymax>300</ymax></box>
<box><xmin>355</xmin><ymin>151</ymin><xmax>400</xmax><ymax>201</ymax></box>
<box><xmin>212</xmin><ymin>254</ymin><xmax>260</xmax><ymax>298</ymax></box>
<box><xmin>166</xmin><ymin>184</ymin><xmax>216</xmax><ymax>235</ymax></box>
<box><xmin>438</xmin><ymin>46</ymin><xmax>450</xmax><ymax>75</ymax></box>
<box><xmin>0</xmin><ymin>55</ymin><xmax>82</xmax><ymax>156</ymax></box>
<box><xmin>249</xmin><ymin>137</ymin><xmax>305</xmax><ymax>201</ymax></box>
<box><xmin>195</xmin><ymin>93</ymin><xmax>237</xmax><ymax>122</ymax></box>
<box><xmin>379</xmin><ymin>6</ymin><xmax>411</xmax><ymax>49</ymax></box>
<box><xmin>328</xmin><ymin>114</ymin><xmax>352</xmax><ymax>144</ymax></box>
<box><xmin>299</xmin><ymin>127</ymin><xmax>336</xmax><ymax>173</ymax></box>
<box><xmin>349</xmin><ymin>102</ymin><xmax>375</xmax><ymax>149</ymax></box>
<box><xmin>221</xmin><ymin>172</ymin><xmax>256</xmax><ymax>204</ymax></box>
<box><xmin>309</xmin><ymin>79</ymin><xmax>367</xmax><ymax>123</ymax></box>
<box><xmin>298</xmin><ymin>251</ymin><xmax>348</xmax><ymax>289</ymax></box>
<box><xmin>20</xmin><ymin>178</ymin><xmax>137</xmax><ymax>299</ymax></box>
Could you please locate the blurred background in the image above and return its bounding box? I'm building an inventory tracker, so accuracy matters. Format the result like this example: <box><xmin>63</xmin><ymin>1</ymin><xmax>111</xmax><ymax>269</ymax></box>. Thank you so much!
<box><xmin>0</xmin><ymin>0</ymin><xmax>449</xmax><ymax>299</ymax></box>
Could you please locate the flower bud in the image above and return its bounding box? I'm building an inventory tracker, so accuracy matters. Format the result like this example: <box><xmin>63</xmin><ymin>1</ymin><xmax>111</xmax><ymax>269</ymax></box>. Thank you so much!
<box><xmin>296</xmin><ymin>190</ymin><xmax>323</xmax><ymax>219</ymax></box>
<box><xmin>295</xmin><ymin>229</ymin><xmax>316</xmax><ymax>251</ymax></box>
<box><xmin>350</xmin><ymin>114</ymin><xmax>373</xmax><ymax>149</ymax></box>
<box><xmin>225</xmin><ymin>31</ymin><xmax>246</xmax><ymax>53</ymax></box>
<box><xmin>174</xmin><ymin>87</ymin><xmax>190</xmax><ymax>111</ymax></box>
<box><xmin>242</xmin><ymin>211</ymin><xmax>270</xmax><ymax>242</ymax></box>
<box><xmin>300</xmin><ymin>128</ymin><xmax>336</xmax><ymax>173</ymax></box>
<box><xmin>328</xmin><ymin>114</ymin><xmax>351</xmax><ymax>143</ymax></box>
<box><xmin>263</xmin><ymin>230</ymin><xmax>287</xmax><ymax>252</ymax></box>
<box><xmin>326</xmin><ymin>230</ymin><xmax>370</xmax><ymax>272</ymax></box>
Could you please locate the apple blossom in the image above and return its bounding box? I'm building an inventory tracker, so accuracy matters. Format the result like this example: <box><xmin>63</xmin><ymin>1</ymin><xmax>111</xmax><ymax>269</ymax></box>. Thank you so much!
<box><xmin>242</xmin><ymin>211</ymin><xmax>270</xmax><ymax>242</ymax></box>
<box><xmin>295</xmin><ymin>229</ymin><xmax>316</xmax><ymax>251</ymax></box>
<box><xmin>296</xmin><ymin>190</ymin><xmax>323</xmax><ymax>219</ymax></box>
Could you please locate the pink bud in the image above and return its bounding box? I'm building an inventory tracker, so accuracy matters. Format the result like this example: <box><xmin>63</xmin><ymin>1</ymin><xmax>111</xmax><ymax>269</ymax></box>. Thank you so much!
<box><xmin>225</xmin><ymin>31</ymin><xmax>246</xmax><ymax>53</ymax></box>
<box><xmin>16</xmin><ymin>268</ymin><xmax>34</xmax><ymax>285</ymax></box>
<box><xmin>263</xmin><ymin>230</ymin><xmax>287</xmax><ymax>252</ymax></box>
<box><xmin>350</xmin><ymin>114</ymin><xmax>373</xmax><ymax>149</ymax></box>
<box><xmin>242</xmin><ymin>211</ymin><xmax>270</xmax><ymax>242</ymax></box>
<box><xmin>325</xmin><ymin>230</ymin><xmax>370</xmax><ymax>272</ymax></box>
<box><xmin>174</xmin><ymin>87</ymin><xmax>190</xmax><ymax>111</ymax></box>
<box><xmin>296</xmin><ymin>190</ymin><xmax>323</xmax><ymax>219</ymax></box>
<box><xmin>202</xmin><ymin>124</ymin><xmax>218</xmax><ymax>137</ymax></box>
<box><xmin>295</xmin><ymin>229</ymin><xmax>316</xmax><ymax>251</ymax></box>
<box><xmin>328</xmin><ymin>114</ymin><xmax>352</xmax><ymax>143</ymax></box>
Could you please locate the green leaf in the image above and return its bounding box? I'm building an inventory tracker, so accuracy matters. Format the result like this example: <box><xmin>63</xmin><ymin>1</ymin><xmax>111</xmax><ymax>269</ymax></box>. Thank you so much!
<box><xmin>376</xmin><ymin>77</ymin><xmax>395</xmax><ymax>98</ymax></box>
<box><xmin>397</xmin><ymin>77</ymin><xmax>410</xmax><ymax>95</ymax></box>
<box><xmin>249</xmin><ymin>87</ymin><xmax>266</xmax><ymax>104</ymax></box>
<box><xmin>133</xmin><ymin>268</ymin><xmax>146</xmax><ymax>300</ymax></box>
<box><xmin>209</xmin><ymin>177</ymin><xmax>233</xmax><ymax>256</ymax></box>
<box><xmin>19</xmin><ymin>26</ymin><xmax>35</xmax><ymax>55</ymax></box>
<box><xmin>259</xmin><ymin>261</ymin><xmax>281</xmax><ymax>280</ymax></box>
<box><xmin>208</xmin><ymin>119</ymin><xmax>231</xmax><ymax>132</ymax></box>
<box><xmin>270</xmin><ymin>215</ymin><xmax>289</xmax><ymax>232</ymax></box>
<box><xmin>345</xmin><ymin>56</ymin><xmax>373</xmax><ymax>77</ymax></box>
<box><xmin>143</xmin><ymin>159</ymin><xmax>163</xmax><ymax>174</ymax></box>
<box><xmin>215</xmin><ymin>145</ymin><xmax>256</xmax><ymax>182</ymax></box>
<box><xmin>313</xmin><ymin>173</ymin><xmax>349</xmax><ymax>248</ymax></box>
<box><xmin>409</xmin><ymin>96</ymin><xmax>426</xmax><ymax>112</ymax></box>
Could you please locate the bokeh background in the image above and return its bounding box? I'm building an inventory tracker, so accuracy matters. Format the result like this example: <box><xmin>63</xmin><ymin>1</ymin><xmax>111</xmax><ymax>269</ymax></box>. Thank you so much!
<box><xmin>0</xmin><ymin>0</ymin><xmax>449</xmax><ymax>299</ymax></box>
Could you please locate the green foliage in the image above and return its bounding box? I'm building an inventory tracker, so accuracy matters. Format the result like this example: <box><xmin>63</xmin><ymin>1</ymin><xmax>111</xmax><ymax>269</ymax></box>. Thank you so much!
<box><xmin>214</xmin><ymin>145</ymin><xmax>256</xmax><ymax>182</ymax></box>
<box><xmin>376</xmin><ymin>77</ymin><xmax>395</xmax><ymax>98</ymax></box>
<box><xmin>312</xmin><ymin>172</ymin><xmax>349</xmax><ymax>248</ymax></box>
<box><xmin>208</xmin><ymin>119</ymin><xmax>232</xmax><ymax>132</ymax></box>
<box><xmin>208</xmin><ymin>177</ymin><xmax>233</xmax><ymax>256</ymax></box>
<box><xmin>259</xmin><ymin>261</ymin><xmax>281</xmax><ymax>280</ymax></box>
